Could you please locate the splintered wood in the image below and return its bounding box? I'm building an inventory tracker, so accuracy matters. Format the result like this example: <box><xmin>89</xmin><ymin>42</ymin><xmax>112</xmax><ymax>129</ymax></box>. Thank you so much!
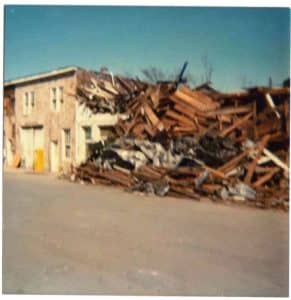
<box><xmin>73</xmin><ymin>68</ymin><xmax>290</xmax><ymax>210</ymax></box>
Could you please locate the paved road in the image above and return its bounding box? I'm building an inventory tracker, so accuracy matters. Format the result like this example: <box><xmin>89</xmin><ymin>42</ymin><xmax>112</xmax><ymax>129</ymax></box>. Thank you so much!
<box><xmin>3</xmin><ymin>171</ymin><xmax>289</xmax><ymax>296</ymax></box>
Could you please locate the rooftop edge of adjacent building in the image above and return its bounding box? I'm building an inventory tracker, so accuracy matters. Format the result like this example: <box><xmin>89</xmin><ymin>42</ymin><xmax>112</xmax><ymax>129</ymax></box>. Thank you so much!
<box><xmin>4</xmin><ymin>65</ymin><xmax>80</xmax><ymax>88</ymax></box>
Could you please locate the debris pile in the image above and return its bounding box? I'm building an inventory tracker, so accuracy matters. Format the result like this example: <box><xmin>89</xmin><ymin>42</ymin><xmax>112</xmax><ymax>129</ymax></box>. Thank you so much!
<box><xmin>76</xmin><ymin>69</ymin><xmax>147</xmax><ymax>113</ymax></box>
<box><xmin>72</xmin><ymin>68</ymin><xmax>290</xmax><ymax>209</ymax></box>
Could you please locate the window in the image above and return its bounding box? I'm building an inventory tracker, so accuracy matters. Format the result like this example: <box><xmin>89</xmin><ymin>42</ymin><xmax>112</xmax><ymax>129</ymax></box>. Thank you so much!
<box><xmin>51</xmin><ymin>88</ymin><xmax>57</xmax><ymax>111</ymax></box>
<box><xmin>23</xmin><ymin>92</ymin><xmax>29</xmax><ymax>115</ymax></box>
<box><xmin>23</xmin><ymin>91</ymin><xmax>36</xmax><ymax>115</ymax></box>
<box><xmin>99</xmin><ymin>126</ymin><xmax>115</xmax><ymax>140</ymax></box>
<box><xmin>63</xmin><ymin>129</ymin><xmax>71</xmax><ymax>158</ymax></box>
<box><xmin>59</xmin><ymin>87</ymin><xmax>64</xmax><ymax>104</ymax></box>
<box><xmin>83</xmin><ymin>126</ymin><xmax>92</xmax><ymax>140</ymax></box>
<box><xmin>51</xmin><ymin>87</ymin><xmax>64</xmax><ymax>111</ymax></box>
<box><xmin>30</xmin><ymin>91</ymin><xmax>35</xmax><ymax>108</ymax></box>
<box><xmin>29</xmin><ymin>91</ymin><xmax>35</xmax><ymax>114</ymax></box>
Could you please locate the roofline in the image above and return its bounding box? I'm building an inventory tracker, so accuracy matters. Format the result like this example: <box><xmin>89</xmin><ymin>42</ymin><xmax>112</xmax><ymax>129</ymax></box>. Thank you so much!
<box><xmin>4</xmin><ymin>66</ymin><xmax>79</xmax><ymax>88</ymax></box>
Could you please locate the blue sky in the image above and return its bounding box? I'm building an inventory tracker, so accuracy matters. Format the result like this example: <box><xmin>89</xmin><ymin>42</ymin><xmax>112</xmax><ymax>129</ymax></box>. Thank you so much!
<box><xmin>4</xmin><ymin>5</ymin><xmax>290</xmax><ymax>91</ymax></box>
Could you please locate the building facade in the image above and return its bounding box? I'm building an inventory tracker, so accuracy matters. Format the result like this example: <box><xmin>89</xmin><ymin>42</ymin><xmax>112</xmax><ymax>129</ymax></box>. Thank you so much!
<box><xmin>75</xmin><ymin>104</ymin><xmax>119</xmax><ymax>165</ymax></box>
<box><xmin>4</xmin><ymin>86</ymin><xmax>16</xmax><ymax>167</ymax></box>
<box><xmin>4</xmin><ymin>66</ymin><xmax>119</xmax><ymax>173</ymax></box>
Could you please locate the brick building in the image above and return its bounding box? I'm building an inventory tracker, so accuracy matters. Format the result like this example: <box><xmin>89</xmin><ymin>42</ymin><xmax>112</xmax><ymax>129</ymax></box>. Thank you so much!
<box><xmin>4</xmin><ymin>66</ymin><xmax>118</xmax><ymax>172</ymax></box>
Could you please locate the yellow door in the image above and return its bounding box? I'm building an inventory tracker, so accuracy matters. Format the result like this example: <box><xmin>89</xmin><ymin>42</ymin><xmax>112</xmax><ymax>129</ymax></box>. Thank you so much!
<box><xmin>33</xmin><ymin>149</ymin><xmax>44</xmax><ymax>172</ymax></box>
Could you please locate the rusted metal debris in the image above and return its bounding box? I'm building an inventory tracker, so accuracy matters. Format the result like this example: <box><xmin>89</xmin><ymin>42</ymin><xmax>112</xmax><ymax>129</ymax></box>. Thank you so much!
<box><xmin>72</xmin><ymin>68</ymin><xmax>290</xmax><ymax>210</ymax></box>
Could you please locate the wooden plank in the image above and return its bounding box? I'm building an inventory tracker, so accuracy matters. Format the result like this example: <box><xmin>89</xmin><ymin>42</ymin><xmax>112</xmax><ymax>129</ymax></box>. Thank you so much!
<box><xmin>257</xmin><ymin>87</ymin><xmax>290</xmax><ymax>96</ymax></box>
<box><xmin>254</xmin><ymin>166</ymin><xmax>276</xmax><ymax>174</ymax></box>
<box><xmin>116</xmin><ymin>76</ymin><xmax>135</xmax><ymax>93</ymax></box>
<box><xmin>172</xmin><ymin>90</ymin><xmax>208</xmax><ymax>112</ymax></box>
<box><xmin>131</xmin><ymin>122</ymin><xmax>146</xmax><ymax>136</ymax></box>
<box><xmin>262</xmin><ymin>147</ymin><xmax>289</xmax><ymax>173</ymax></box>
<box><xmin>205</xmin><ymin>105</ymin><xmax>252</xmax><ymax>116</ymax></box>
<box><xmin>178</xmin><ymin>86</ymin><xmax>220</xmax><ymax>110</ymax></box>
<box><xmin>143</xmin><ymin>123</ymin><xmax>156</xmax><ymax>137</ymax></box>
<box><xmin>252</xmin><ymin>168</ymin><xmax>280</xmax><ymax>188</ymax></box>
<box><xmin>198</xmin><ymin>121</ymin><xmax>219</xmax><ymax>137</ymax></box>
<box><xmin>133</xmin><ymin>172</ymin><xmax>160</xmax><ymax>181</ymax></box>
<box><xmin>173</xmin><ymin>103</ymin><xmax>206</xmax><ymax>131</ymax></box>
<box><xmin>173</xmin><ymin>103</ymin><xmax>196</xmax><ymax>119</ymax></box>
<box><xmin>219</xmin><ymin>115</ymin><xmax>232</xmax><ymax>123</ymax></box>
<box><xmin>216</xmin><ymin>91</ymin><xmax>250</xmax><ymax>100</ymax></box>
<box><xmin>104</xmin><ymin>171</ymin><xmax>133</xmax><ymax>185</ymax></box>
<box><xmin>218</xmin><ymin>150</ymin><xmax>249</xmax><ymax>173</ymax></box>
<box><xmin>160</xmin><ymin>117</ymin><xmax>177</xmax><ymax>130</ymax></box>
<box><xmin>220</xmin><ymin>112</ymin><xmax>253</xmax><ymax>137</ymax></box>
<box><xmin>139</xmin><ymin>165</ymin><xmax>164</xmax><ymax>178</ymax></box>
<box><xmin>165</xmin><ymin>110</ymin><xmax>196</xmax><ymax>127</ymax></box>
<box><xmin>218</xmin><ymin>115</ymin><xmax>223</xmax><ymax>131</ymax></box>
<box><xmin>148</xmin><ymin>85</ymin><xmax>161</xmax><ymax>108</ymax></box>
<box><xmin>200</xmin><ymin>183</ymin><xmax>222</xmax><ymax>193</ymax></box>
<box><xmin>142</xmin><ymin>103</ymin><xmax>164</xmax><ymax>131</ymax></box>
<box><xmin>256</xmin><ymin>119</ymin><xmax>280</xmax><ymax>137</ymax></box>
<box><xmin>105</xmin><ymin>169</ymin><xmax>132</xmax><ymax>181</ymax></box>
<box><xmin>265</xmin><ymin>93</ymin><xmax>280</xmax><ymax>119</ymax></box>
<box><xmin>170</xmin><ymin>90</ymin><xmax>210</xmax><ymax>112</ymax></box>
<box><xmin>244</xmin><ymin>134</ymin><xmax>271</xmax><ymax>184</ymax></box>
<box><xmin>169</xmin><ymin>94</ymin><xmax>198</xmax><ymax>110</ymax></box>
<box><xmin>101</xmin><ymin>81</ymin><xmax>119</xmax><ymax>95</ymax></box>
<box><xmin>169</xmin><ymin>96</ymin><xmax>211</xmax><ymax>120</ymax></box>
<box><xmin>203</xmin><ymin>165</ymin><xmax>227</xmax><ymax>180</ymax></box>
<box><xmin>246</xmin><ymin>138</ymin><xmax>289</xmax><ymax>173</ymax></box>
<box><xmin>169</xmin><ymin>184</ymin><xmax>199</xmax><ymax>200</ymax></box>
<box><xmin>252</xmin><ymin>101</ymin><xmax>257</xmax><ymax>140</ymax></box>
<box><xmin>172</xmin><ymin>126</ymin><xmax>198</xmax><ymax>133</ymax></box>
<box><xmin>124</xmin><ymin>112</ymin><xmax>142</xmax><ymax>135</ymax></box>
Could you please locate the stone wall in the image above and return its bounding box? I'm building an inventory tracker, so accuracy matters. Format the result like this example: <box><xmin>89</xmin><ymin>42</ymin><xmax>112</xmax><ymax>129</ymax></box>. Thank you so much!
<box><xmin>14</xmin><ymin>72</ymin><xmax>77</xmax><ymax>171</ymax></box>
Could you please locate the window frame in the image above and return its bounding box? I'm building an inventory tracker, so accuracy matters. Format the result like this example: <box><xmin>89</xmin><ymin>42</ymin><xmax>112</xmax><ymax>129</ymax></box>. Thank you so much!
<box><xmin>63</xmin><ymin>128</ymin><xmax>71</xmax><ymax>159</ymax></box>
<box><xmin>51</xmin><ymin>86</ymin><xmax>64</xmax><ymax>112</ymax></box>
<box><xmin>51</xmin><ymin>87</ymin><xmax>57</xmax><ymax>111</ymax></box>
<box><xmin>30</xmin><ymin>91</ymin><xmax>35</xmax><ymax>113</ymax></box>
<box><xmin>58</xmin><ymin>86</ymin><xmax>64</xmax><ymax>107</ymax></box>
<box><xmin>83</xmin><ymin>126</ymin><xmax>92</xmax><ymax>141</ymax></box>
<box><xmin>23</xmin><ymin>92</ymin><xmax>29</xmax><ymax>115</ymax></box>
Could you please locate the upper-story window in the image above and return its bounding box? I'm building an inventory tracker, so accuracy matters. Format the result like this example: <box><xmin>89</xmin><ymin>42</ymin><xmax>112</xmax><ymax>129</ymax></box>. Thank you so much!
<box><xmin>51</xmin><ymin>88</ymin><xmax>57</xmax><ymax>111</ymax></box>
<box><xmin>59</xmin><ymin>87</ymin><xmax>64</xmax><ymax>105</ymax></box>
<box><xmin>51</xmin><ymin>86</ymin><xmax>64</xmax><ymax>112</ymax></box>
<box><xmin>30</xmin><ymin>92</ymin><xmax>35</xmax><ymax>110</ymax></box>
<box><xmin>23</xmin><ymin>92</ymin><xmax>29</xmax><ymax>115</ymax></box>
<box><xmin>23</xmin><ymin>91</ymin><xmax>35</xmax><ymax>115</ymax></box>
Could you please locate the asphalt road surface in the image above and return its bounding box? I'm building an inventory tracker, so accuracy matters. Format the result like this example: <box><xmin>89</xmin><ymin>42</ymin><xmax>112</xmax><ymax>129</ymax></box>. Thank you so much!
<box><xmin>3</xmin><ymin>170</ymin><xmax>289</xmax><ymax>296</ymax></box>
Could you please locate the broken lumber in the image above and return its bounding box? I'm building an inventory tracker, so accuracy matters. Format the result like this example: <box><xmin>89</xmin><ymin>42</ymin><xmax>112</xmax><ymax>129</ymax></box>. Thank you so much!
<box><xmin>220</xmin><ymin>112</ymin><xmax>253</xmax><ymax>137</ymax></box>
<box><xmin>244</xmin><ymin>135</ymin><xmax>271</xmax><ymax>185</ymax></box>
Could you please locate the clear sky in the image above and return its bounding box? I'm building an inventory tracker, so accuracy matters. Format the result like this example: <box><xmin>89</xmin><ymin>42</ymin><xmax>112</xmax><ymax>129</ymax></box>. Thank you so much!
<box><xmin>4</xmin><ymin>5</ymin><xmax>290</xmax><ymax>91</ymax></box>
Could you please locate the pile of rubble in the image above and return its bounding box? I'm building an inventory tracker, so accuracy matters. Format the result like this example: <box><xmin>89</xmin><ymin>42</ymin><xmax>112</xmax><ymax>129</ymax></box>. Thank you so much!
<box><xmin>72</xmin><ymin>67</ymin><xmax>290</xmax><ymax>209</ymax></box>
<box><xmin>76</xmin><ymin>68</ymin><xmax>147</xmax><ymax>114</ymax></box>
